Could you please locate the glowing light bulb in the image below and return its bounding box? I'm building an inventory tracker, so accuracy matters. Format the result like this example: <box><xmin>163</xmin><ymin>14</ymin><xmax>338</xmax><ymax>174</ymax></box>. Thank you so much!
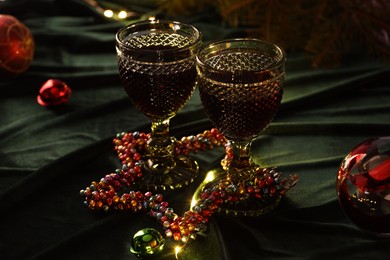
<box><xmin>103</xmin><ymin>9</ymin><xmax>114</xmax><ymax>18</ymax></box>
<box><xmin>118</xmin><ymin>11</ymin><xmax>127</xmax><ymax>19</ymax></box>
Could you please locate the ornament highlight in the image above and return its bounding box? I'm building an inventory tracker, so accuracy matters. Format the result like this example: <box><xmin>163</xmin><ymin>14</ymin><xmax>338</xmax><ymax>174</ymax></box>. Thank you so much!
<box><xmin>337</xmin><ymin>136</ymin><xmax>390</xmax><ymax>237</ymax></box>
<box><xmin>37</xmin><ymin>79</ymin><xmax>72</xmax><ymax>106</ymax></box>
<box><xmin>0</xmin><ymin>14</ymin><xmax>34</xmax><ymax>75</ymax></box>
<box><xmin>130</xmin><ymin>228</ymin><xmax>165</xmax><ymax>257</ymax></box>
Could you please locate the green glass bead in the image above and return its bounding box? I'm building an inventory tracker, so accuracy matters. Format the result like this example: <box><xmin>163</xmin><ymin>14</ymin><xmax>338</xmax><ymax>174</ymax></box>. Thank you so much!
<box><xmin>130</xmin><ymin>228</ymin><xmax>165</xmax><ymax>257</ymax></box>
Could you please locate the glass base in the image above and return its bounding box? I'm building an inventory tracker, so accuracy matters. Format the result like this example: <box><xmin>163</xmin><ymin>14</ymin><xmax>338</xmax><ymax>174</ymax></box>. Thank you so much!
<box><xmin>192</xmin><ymin>167</ymin><xmax>283</xmax><ymax>217</ymax></box>
<box><xmin>137</xmin><ymin>155</ymin><xmax>199</xmax><ymax>191</ymax></box>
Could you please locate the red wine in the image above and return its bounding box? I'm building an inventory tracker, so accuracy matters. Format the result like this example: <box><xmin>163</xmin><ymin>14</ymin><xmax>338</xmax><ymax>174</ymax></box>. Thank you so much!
<box><xmin>197</xmin><ymin>52</ymin><xmax>283</xmax><ymax>141</ymax></box>
<box><xmin>117</xmin><ymin>33</ymin><xmax>197</xmax><ymax>119</ymax></box>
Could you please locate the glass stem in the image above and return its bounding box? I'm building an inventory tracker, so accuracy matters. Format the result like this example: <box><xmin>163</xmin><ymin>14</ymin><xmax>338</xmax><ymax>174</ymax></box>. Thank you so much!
<box><xmin>227</xmin><ymin>140</ymin><xmax>255</xmax><ymax>183</ymax></box>
<box><xmin>146</xmin><ymin>118</ymin><xmax>175</xmax><ymax>173</ymax></box>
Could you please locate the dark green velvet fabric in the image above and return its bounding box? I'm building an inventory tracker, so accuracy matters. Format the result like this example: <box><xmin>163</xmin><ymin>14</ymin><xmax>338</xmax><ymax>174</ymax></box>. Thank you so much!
<box><xmin>1</xmin><ymin>0</ymin><xmax>389</xmax><ymax>259</ymax></box>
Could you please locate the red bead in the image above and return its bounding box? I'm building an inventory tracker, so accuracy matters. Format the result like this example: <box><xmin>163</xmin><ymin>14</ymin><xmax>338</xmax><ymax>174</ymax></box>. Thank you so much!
<box><xmin>106</xmin><ymin>189</ymin><xmax>116</xmax><ymax>198</ymax></box>
<box><xmin>173</xmin><ymin>232</ymin><xmax>181</xmax><ymax>241</ymax></box>
<box><xmin>113</xmin><ymin>196</ymin><xmax>120</xmax><ymax>203</ymax></box>
<box><xmin>133</xmin><ymin>153</ymin><xmax>141</xmax><ymax>161</ymax></box>
<box><xmin>92</xmin><ymin>191</ymin><xmax>99</xmax><ymax>200</ymax></box>
<box><xmin>201</xmin><ymin>209</ymin><xmax>211</xmax><ymax>217</ymax></box>
<box><xmin>84</xmin><ymin>188</ymin><xmax>91</xmax><ymax>197</ymax></box>
<box><xmin>155</xmin><ymin>194</ymin><xmax>163</xmax><ymax>202</ymax></box>
<box><xmin>170</xmin><ymin>222</ymin><xmax>179</xmax><ymax>231</ymax></box>
<box><xmin>135</xmin><ymin>191</ymin><xmax>144</xmax><ymax>199</ymax></box>
<box><xmin>99</xmin><ymin>192</ymin><xmax>107</xmax><ymax>200</ymax></box>
<box><xmin>97</xmin><ymin>201</ymin><xmax>103</xmax><ymax>209</ymax></box>
<box><xmin>257</xmin><ymin>179</ymin><xmax>265</xmax><ymax>188</ymax></box>
<box><xmin>201</xmin><ymin>192</ymin><xmax>210</xmax><ymax>200</ymax></box>
<box><xmin>89</xmin><ymin>200</ymin><xmax>96</xmax><ymax>209</ymax></box>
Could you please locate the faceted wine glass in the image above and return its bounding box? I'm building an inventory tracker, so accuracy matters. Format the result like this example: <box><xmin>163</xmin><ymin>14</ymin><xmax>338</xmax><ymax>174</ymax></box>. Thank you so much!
<box><xmin>196</xmin><ymin>39</ymin><xmax>286</xmax><ymax>216</ymax></box>
<box><xmin>116</xmin><ymin>20</ymin><xmax>202</xmax><ymax>191</ymax></box>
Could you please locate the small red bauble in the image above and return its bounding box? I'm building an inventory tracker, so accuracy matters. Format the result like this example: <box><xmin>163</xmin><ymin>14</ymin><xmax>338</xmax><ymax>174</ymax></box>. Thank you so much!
<box><xmin>0</xmin><ymin>14</ymin><xmax>35</xmax><ymax>75</ymax></box>
<box><xmin>37</xmin><ymin>79</ymin><xmax>72</xmax><ymax>106</ymax></box>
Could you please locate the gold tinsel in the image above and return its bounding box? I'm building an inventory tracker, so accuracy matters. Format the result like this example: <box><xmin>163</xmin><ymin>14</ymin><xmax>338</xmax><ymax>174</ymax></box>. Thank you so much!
<box><xmin>158</xmin><ymin>0</ymin><xmax>390</xmax><ymax>67</ymax></box>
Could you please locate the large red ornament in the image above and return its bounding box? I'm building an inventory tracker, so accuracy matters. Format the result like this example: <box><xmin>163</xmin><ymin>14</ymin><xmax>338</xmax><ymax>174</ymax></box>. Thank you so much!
<box><xmin>37</xmin><ymin>79</ymin><xmax>72</xmax><ymax>106</ymax></box>
<box><xmin>0</xmin><ymin>14</ymin><xmax>35</xmax><ymax>75</ymax></box>
<box><xmin>337</xmin><ymin>137</ymin><xmax>390</xmax><ymax>237</ymax></box>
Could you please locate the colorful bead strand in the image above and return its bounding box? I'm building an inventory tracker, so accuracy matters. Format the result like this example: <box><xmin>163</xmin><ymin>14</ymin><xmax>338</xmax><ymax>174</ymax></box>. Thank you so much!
<box><xmin>80</xmin><ymin>128</ymin><xmax>297</xmax><ymax>245</ymax></box>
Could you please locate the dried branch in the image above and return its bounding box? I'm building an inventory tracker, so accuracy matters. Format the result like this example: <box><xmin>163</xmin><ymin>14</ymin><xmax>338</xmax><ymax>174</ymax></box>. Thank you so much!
<box><xmin>157</xmin><ymin>0</ymin><xmax>390</xmax><ymax>67</ymax></box>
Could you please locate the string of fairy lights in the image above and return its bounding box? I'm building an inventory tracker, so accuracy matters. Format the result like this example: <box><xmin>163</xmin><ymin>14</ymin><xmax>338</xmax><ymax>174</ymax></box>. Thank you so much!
<box><xmin>103</xmin><ymin>9</ymin><xmax>128</xmax><ymax>19</ymax></box>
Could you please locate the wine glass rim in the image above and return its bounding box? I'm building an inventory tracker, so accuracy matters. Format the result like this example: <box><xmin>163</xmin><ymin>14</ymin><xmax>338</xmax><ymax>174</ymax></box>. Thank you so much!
<box><xmin>116</xmin><ymin>19</ymin><xmax>202</xmax><ymax>53</ymax></box>
<box><xmin>196</xmin><ymin>38</ymin><xmax>286</xmax><ymax>72</ymax></box>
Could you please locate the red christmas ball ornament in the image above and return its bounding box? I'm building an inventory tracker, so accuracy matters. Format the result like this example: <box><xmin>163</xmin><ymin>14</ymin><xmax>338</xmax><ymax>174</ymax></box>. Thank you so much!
<box><xmin>37</xmin><ymin>79</ymin><xmax>72</xmax><ymax>106</ymax></box>
<box><xmin>0</xmin><ymin>14</ymin><xmax>35</xmax><ymax>75</ymax></box>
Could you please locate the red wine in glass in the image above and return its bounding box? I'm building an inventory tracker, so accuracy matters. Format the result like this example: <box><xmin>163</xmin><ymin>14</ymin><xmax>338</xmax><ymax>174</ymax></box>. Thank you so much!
<box><xmin>116</xmin><ymin>21</ymin><xmax>202</xmax><ymax>191</ymax></box>
<box><xmin>194</xmin><ymin>39</ymin><xmax>298</xmax><ymax>216</ymax></box>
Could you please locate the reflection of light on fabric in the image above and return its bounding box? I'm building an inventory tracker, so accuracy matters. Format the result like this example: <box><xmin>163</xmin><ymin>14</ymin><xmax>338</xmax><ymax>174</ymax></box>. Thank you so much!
<box><xmin>175</xmin><ymin>246</ymin><xmax>182</xmax><ymax>259</ymax></box>
<box><xmin>103</xmin><ymin>9</ymin><xmax>113</xmax><ymax>18</ymax></box>
<box><xmin>191</xmin><ymin>170</ymin><xmax>216</xmax><ymax>209</ymax></box>
<box><xmin>190</xmin><ymin>196</ymin><xmax>197</xmax><ymax>209</ymax></box>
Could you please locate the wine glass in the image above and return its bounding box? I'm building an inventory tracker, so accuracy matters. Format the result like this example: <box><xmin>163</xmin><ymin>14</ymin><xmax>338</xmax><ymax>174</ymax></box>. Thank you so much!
<box><xmin>195</xmin><ymin>38</ymin><xmax>290</xmax><ymax>216</ymax></box>
<box><xmin>115</xmin><ymin>20</ymin><xmax>202</xmax><ymax>191</ymax></box>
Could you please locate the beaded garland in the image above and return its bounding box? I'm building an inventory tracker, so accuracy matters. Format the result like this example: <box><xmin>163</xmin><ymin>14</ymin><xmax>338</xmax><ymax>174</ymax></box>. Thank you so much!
<box><xmin>80</xmin><ymin>128</ymin><xmax>296</xmax><ymax>244</ymax></box>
